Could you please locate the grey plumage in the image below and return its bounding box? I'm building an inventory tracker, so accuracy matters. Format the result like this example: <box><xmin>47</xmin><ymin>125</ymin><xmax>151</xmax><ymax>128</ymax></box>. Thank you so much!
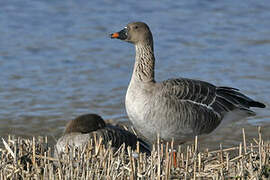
<box><xmin>55</xmin><ymin>114</ymin><xmax>151</xmax><ymax>156</ymax></box>
<box><xmin>111</xmin><ymin>22</ymin><xmax>265</xmax><ymax>143</ymax></box>
<box><xmin>91</xmin><ymin>125</ymin><xmax>150</xmax><ymax>153</ymax></box>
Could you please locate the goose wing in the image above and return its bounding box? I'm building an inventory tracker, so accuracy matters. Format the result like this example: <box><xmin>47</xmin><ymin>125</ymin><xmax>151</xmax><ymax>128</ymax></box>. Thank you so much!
<box><xmin>92</xmin><ymin>126</ymin><xmax>151</xmax><ymax>154</ymax></box>
<box><xmin>160</xmin><ymin>78</ymin><xmax>265</xmax><ymax>116</ymax></box>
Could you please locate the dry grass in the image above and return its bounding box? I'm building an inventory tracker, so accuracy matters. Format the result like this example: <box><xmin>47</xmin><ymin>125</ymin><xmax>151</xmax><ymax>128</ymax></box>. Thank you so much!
<box><xmin>0</xmin><ymin>127</ymin><xmax>269</xmax><ymax>179</ymax></box>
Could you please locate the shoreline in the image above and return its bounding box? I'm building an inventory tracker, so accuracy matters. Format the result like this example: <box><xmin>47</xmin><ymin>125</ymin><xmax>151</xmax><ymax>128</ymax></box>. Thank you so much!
<box><xmin>1</xmin><ymin>127</ymin><xmax>269</xmax><ymax>179</ymax></box>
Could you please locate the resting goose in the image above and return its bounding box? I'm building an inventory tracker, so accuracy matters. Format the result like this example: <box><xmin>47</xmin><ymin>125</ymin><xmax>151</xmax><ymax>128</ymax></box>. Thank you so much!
<box><xmin>110</xmin><ymin>22</ymin><xmax>265</xmax><ymax>143</ymax></box>
<box><xmin>55</xmin><ymin>114</ymin><xmax>151</xmax><ymax>155</ymax></box>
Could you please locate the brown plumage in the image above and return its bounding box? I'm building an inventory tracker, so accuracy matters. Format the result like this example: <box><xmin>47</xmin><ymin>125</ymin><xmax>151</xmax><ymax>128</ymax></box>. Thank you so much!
<box><xmin>55</xmin><ymin>114</ymin><xmax>151</xmax><ymax>156</ymax></box>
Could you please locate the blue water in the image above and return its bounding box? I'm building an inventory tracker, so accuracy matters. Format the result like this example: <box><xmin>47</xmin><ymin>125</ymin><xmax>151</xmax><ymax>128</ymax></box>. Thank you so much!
<box><xmin>0</xmin><ymin>0</ymin><xmax>269</xmax><ymax>148</ymax></box>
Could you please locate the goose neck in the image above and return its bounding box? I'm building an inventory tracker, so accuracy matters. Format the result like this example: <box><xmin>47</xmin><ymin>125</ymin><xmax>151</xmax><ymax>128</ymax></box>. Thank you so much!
<box><xmin>132</xmin><ymin>43</ymin><xmax>155</xmax><ymax>83</ymax></box>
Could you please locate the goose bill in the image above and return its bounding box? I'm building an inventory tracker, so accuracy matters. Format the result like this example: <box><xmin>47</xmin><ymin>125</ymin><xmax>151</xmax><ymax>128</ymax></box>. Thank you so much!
<box><xmin>110</xmin><ymin>28</ymin><xmax>127</xmax><ymax>40</ymax></box>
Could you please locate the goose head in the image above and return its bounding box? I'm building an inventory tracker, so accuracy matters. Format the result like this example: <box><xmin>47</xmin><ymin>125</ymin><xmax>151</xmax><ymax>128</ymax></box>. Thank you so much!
<box><xmin>111</xmin><ymin>22</ymin><xmax>153</xmax><ymax>45</ymax></box>
<box><xmin>64</xmin><ymin>114</ymin><xmax>106</xmax><ymax>134</ymax></box>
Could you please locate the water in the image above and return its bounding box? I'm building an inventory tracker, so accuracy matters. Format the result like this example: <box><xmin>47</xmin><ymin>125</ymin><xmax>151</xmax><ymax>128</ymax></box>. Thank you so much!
<box><xmin>0</xmin><ymin>0</ymin><xmax>269</xmax><ymax>149</ymax></box>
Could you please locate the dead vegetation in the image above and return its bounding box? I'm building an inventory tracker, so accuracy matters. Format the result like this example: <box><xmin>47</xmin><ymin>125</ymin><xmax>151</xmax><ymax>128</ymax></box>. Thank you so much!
<box><xmin>0</xmin><ymin>127</ymin><xmax>269</xmax><ymax>179</ymax></box>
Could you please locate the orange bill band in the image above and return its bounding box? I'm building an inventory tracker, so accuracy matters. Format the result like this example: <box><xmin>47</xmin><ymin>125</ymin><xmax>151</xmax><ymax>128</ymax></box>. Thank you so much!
<box><xmin>111</xmin><ymin>32</ymin><xmax>119</xmax><ymax>38</ymax></box>
<box><xmin>110</xmin><ymin>28</ymin><xmax>127</xmax><ymax>40</ymax></box>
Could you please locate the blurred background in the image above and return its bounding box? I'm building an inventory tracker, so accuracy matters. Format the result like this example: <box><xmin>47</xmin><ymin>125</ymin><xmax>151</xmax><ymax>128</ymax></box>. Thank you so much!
<box><xmin>0</xmin><ymin>0</ymin><xmax>269</xmax><ymax>149</ymax></box>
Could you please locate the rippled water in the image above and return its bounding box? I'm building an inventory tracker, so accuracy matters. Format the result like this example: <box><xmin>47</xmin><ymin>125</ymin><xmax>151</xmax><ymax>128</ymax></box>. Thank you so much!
<box><xmin>0</xmin><ymin>0</ymin><xmax>269</xmax><ymax>149</ymax></box>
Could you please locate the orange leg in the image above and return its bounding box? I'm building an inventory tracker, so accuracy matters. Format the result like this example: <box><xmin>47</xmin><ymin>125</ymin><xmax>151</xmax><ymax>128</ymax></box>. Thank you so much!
<box><xmin>173</xmin><ymin>151</ymin><xmax>177</xmax><ymax>168</ymax></box>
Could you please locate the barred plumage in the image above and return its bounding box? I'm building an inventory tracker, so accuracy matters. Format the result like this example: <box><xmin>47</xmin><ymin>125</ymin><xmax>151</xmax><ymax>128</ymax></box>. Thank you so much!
<box><xmin>55</xmin><ymin>114</ymin><xmax>151</xmax><ymax>156</ymax></box>
<box><xmin>111</xmin><ymin>22</ymin><xmax>265</xmax><ymax>143</ymax></box>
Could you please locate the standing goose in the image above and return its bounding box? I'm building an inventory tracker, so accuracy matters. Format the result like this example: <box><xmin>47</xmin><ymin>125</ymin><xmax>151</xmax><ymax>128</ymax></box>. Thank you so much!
<box><xmin>110</xmin><ymin>22</ymin><xmax>266</xmax><ymax>143</ymax></box>
<box><xmin>55</xmin><ymin>114</ymin><xmax>151</xmax><ymax>155</ymax></box>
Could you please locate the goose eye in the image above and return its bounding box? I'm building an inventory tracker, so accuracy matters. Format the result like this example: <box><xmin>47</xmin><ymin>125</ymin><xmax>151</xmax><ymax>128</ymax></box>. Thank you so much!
<box><xmin>134</xmin><ymin>26</ymin><xmax>138</xmax><ymax>29</ymax></box>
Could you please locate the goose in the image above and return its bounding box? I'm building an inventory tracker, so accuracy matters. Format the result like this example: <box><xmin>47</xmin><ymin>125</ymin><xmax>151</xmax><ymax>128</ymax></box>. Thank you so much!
<box><xmin>110</xmin><ymin>22</ymin><xmax>266</xmax><ymax>143</ymax></box>
<box><xmin>55</xmin><ymin>114</ymin><xmax>151</xmax><ymax>156</ymax></box>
